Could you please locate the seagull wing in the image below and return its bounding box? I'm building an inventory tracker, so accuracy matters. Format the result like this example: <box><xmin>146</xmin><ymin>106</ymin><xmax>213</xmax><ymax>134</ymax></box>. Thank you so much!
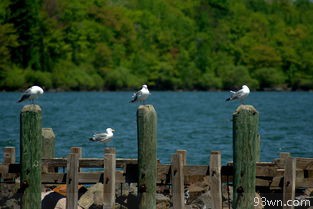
<box><xmin>94</xmin><ymin>133</ymin><xmax>109</xmax><ymax>139</ymax></box>
<box><xmin>17</xmin><ymin>94</ymin><xmax>31</xmax><ymax>103</ymax></box>
<box><xmin>130</xmin><ymin>90</ymin><xmax>142</xmax><ymax>103</ymax></box>
<box><xmin>230</xmin><ymin>89</ymin><xmax>245</xmax><ymax>100</ymax></box>
<box><xmin>90</xmin><ymin>132</ymin><xmax>112</xmax><ymax>142</ymax></box>
<box><xmin>24</xmin><ymin>87</ymin><xmax>34</xmax><ymax>94</ymax></box>
<box><xmin>17</xmin><ymin>87</ymin><xmax>33</xmax><ymax>103</ymax></box>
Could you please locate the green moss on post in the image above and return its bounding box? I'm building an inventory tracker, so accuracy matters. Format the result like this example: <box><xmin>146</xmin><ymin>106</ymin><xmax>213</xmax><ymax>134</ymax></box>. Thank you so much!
<box><xmin>232</xmin><ymin>105</ymin><xmax>259</xmax><ymax>209</ymax></box>
<box><xmin>20</xmin><ymin>105</ymin><xmax>42</xmax><ymax>209</ymax></box>
<box><xmin>137</xmin><ymin>105</ymin><xmax>157</xmax><ymax>209</ymax></box>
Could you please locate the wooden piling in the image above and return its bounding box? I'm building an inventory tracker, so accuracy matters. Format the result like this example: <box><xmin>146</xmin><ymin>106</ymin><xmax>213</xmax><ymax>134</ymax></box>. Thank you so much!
<box><xmin>283</xmin><ymin>157</ymin><xmax>296</xmax><ymax>209</ymax></box>
<box><xmin>103</xmin><ymin>148</ymin><xmax>116</xmax><ymax>209</ymax></box>
<box><xmin>20</xmin><ymin>105</ymin><xmax>42</xmax><ymax>209</ymax></box>
<box><xmin>41</xmin><ymin>128</ymin><xmax>55</xmax><ymax>158</ymax></box>
<box><xmin>66</xmin><ymin>152</ymin><xmax>79</xmax><ymax>209</ymax></box>
<box><xmin>3</xmin><ymin>147</ymin><xmax>15</xmax><ymax>164</ymax></box>
<box><xmin>71</xmin><ymin>146</ymin><xmax>82</xmax><ymax>157</ymax></box>
<box><xmin>42</xmin><ymin>128</ymin><xmax>55</xmax><ymax>173</ymax></box>
<box><xmin>71</xmin><ymin>147</ymin><xmax>82</xmax><ymax>172</ymax></box>
<box><xmin>171</xmin><ymin>152</ymin><xmax>185</xmax><ymax>209</ymax></box>
<box><xmin>256</xmin><ymin>134</ymin><xmax>260</xmax><ymax>162</ymax></box>
<box><xmin>137</xmin><ymin>105</ymin><xmax>157</xmax><ymax>209</ymax></box>
<box><xmin>279</xmin><ymin>152</ymin><xmax>291</xmax><ymax>166</ymax></box>
<box><xmin>176</xmin><ymin>150</ymin><xmax>187</xmax><ymax>165</ymax></box>
<box><xmin>232</xmin><ymin>105</ymin><xmax>259</xmax><ymax>209</ymax></box>
<box><xmin>210</xmin><ymin>151</ymin><xmax>222</xmax><ymax>209</ymax></box>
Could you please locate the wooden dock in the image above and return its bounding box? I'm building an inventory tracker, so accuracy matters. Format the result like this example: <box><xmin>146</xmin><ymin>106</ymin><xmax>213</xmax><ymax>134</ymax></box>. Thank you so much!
<box><xmin>0</xmin><ymin>104</ymin><xmax>312</xmax><ymax>209</ymax></box>
<box><xmin>1</xmin><ymin>147</ymin><xmax>313</xmax><ymax>208</ymax></box>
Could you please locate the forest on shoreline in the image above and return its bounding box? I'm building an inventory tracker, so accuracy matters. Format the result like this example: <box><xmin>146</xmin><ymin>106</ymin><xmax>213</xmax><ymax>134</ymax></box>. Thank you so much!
<box><xmin>0</xmin><ymin>0</ymin><xmax>313</xmax><ymax>91</ymax></box>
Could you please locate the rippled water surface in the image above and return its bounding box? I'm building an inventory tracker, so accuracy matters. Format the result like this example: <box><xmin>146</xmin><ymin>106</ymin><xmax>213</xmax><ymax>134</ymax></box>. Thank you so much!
<box><xmin>0</xmin><ymin>91</ymin><xmax>312</xmax><ymax>164</ymax></box>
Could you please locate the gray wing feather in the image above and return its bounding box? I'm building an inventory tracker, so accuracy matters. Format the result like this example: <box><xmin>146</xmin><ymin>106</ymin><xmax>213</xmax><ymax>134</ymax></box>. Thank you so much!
<box><xmin>230</xmin><ymin>89</ymin><xmax>244</xmax><ymax>100</ymax></box>
<box><xmin>17</xmin><ymin>94</ymin><xmax>31</xmax><ymax>103</ymax></box>
<box><xmin>130</xmin><ymin>90</ymin><xmax>142</xmax><ymax>103</ymax></box>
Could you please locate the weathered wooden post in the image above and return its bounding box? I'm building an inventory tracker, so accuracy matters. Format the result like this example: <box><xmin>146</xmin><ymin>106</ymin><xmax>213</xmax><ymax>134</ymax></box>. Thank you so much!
<box><xmin>71</xmin><ymin>146</ymin><xmax>82</xmax><ymax>157</ymax></box>
<box><xmin>1</xmin><ymin>147</ymin><xmax>16</xmax><ymax>182</ymax></box>
<box><xmin>41</xmin><ymin>128</ymin><xmax>55</xmax><ymax>158</ymax></box>
<box><xmin>171</xmin><ymin>152</ymin><xmax>185</xmax><ymax>209</ymax></box>
<box><xmin>71</xmin><ymin>146</ymin><xmax>82</xmax><ymax>172</ymax></box>
<box><xmin>42</xmin><ymin>128</ymin><xmax>55</xmax><ymax>173</ymax></box>
<box><xmin>3</xmin><ymin>147</ymin><xmax>16</xmax><ymax>164</ymax></box>
<box><xmin>283</xmin><ymin>157</ymin><xmax>296</xmax><ymax>209</ymax></box>
<box><xmin>210</xmin><ymin>151</ymin><xmax>222</xmax><ymax>209</ymax></box>
<box><xmin>66</xmin><ymin>152</ymin><xmax>79</xmax><ymax>209</ymax></box>
<box><xmin>176</xmin><ymin>149</ymin><xmax>187</xmax><ymax>165</ymax></box>
<box><xmin>20</xmin><ymin>105</ymin><xmax>42</xmax><ymax>209</ymax></box>
<box><xmin>232</xmin><ymin>105</ymin><xmax>259</xmax><ymax>209</ymax></box>
<box><xmin>256</xmin><ymin>134</ymin><xmax>261</xmax><ymax>162</ymax></box>
<box><xmin>137</xmin><ymin>105</ymin><xmax>157</xmax><ymax>209</ymax></box>
<box><xmin>103</xmin><ymin>147</ymin><xmax>116</xmax><ymax>209</ymax></box>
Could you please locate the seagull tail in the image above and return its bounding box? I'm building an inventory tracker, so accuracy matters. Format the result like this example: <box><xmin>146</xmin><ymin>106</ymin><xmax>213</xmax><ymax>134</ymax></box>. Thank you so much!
<box><xmin>17</xmin><ymin>94</ymin><xmax>29</xmax><ymax>103</ymax></box>
<box><xmin>17</xmin><ymin>98</ymin><xmax>24</xmax><ymax>103</ymax></box>
<box><xmin>225</xmin><ymin>98</ymin><xmax>231</xmax><ymax>102</ymax></box>
<box><xmin>89</xmin><ymin>137</ymin><xmax>96</xmax><ymax>141</ymax></box>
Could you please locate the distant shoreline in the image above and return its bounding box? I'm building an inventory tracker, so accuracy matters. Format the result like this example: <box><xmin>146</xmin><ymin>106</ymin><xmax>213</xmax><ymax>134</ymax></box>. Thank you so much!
<box><xmin>1</xmin><ymin>88</ymin><xmax>313</xmax><ymax>93</ymax></box>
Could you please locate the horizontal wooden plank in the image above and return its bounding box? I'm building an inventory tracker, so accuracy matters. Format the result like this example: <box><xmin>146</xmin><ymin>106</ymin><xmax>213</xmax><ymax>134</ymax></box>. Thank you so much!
<box><xmin>295</xmin><ymin>158</ymin><xmax>313</xmax><ymax>170</ymax></box>
<box><xmin>41</xmin><ymin>158</ymin><xmax>138</xmax><ymax>168</ymax></box>
<box><xmin>2</xmin><ymin>157</ymin><xmax>313</xmax><ymax>188</ymax></box>
<box><xmin>42</xmin><ymin>171</ymin><xmax>125</xmax><ymax>184</ymax></box>
<box><xmin>157</xmin><ymin>164</ymin><xmax>209</xmax><ymax>177</ymax></box>
<box><xmin>296</xmin><ymin>178</ymin><xmax>313</xmax><ymax>187</ymax></box>
<box><xmin>273</xmin><ymin>157</ymin><xmax>313</xmax><ymax>170</ymax></box>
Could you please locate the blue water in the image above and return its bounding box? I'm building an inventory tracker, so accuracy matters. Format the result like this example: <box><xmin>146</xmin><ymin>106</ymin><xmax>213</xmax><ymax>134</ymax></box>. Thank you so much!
<box><xmin>0</xmin><ymin>91</ymin><xmax>312</xmax><ymax>165</ymax></box>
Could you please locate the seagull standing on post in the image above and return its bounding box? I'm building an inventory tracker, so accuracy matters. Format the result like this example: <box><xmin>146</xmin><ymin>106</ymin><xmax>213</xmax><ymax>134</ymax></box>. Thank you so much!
<box><xmin>17</xmin><ymin>86</ymin><xmax>44</xmax><ymax>104</ymax></box>
<box><xmin>129</xmin><ymin>84</ymin><xmax>150</xmax><ymax>104</ymax></box>
<box><xmin>226</xmin><ymin>85</ymin><xmax>250</xmax><ymax>104</ymax></box>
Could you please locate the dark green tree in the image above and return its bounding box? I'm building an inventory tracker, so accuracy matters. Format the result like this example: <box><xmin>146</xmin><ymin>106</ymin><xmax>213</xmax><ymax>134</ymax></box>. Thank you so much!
<box><xmin>7</xmin><ymin>0</ymin><xmax>43</xmax><ymax>70</ymax></box>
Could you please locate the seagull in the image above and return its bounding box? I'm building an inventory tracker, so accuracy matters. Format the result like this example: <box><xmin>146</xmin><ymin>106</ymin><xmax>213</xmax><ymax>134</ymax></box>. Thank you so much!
<box><xmin>17</xmin><ymin>86</ymin><xmax>44</xmax><ymax>103</ymax></box>
<box><xmin>129</xmin><ymin>84</ymin><xmax>150</xmax><ymax>104</ymax></box>
<box><xmin>89</xmin><ymin>128</ymin><xmax>115</xmax><ymax>143</ymax></box>
<box><xmin>226</xmin><ymin>85</ymin><xmax>250</xmax><ymax>104</ymax></box>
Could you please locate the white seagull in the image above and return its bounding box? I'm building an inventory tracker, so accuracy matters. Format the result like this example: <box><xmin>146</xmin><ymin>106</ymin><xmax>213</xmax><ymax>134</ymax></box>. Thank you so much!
<box><xmin>129</xmin><ymin>84</ymin><xmax>150</xmax><ymax>103</ymax></box>
<box><xmin>17</xmin><ymin>86</ymin><xmax>44</xmax><ymax>103</ymax></box>
<box><xmin>226</xmin><ymin>85</ymin><xmax>250</xmax><ymax>103</ymax></box>
<box><xmin>89</xmin><ymin>128</ymin><xmax>115</xmax><ymax>143</ymax></box>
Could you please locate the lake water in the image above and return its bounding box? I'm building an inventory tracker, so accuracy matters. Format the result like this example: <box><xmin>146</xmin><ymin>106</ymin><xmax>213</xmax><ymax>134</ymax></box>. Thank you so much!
<box><xmin>0</xmin><ymin>91</ymin><xmax>312</xmax><ymax>165</ymax></box>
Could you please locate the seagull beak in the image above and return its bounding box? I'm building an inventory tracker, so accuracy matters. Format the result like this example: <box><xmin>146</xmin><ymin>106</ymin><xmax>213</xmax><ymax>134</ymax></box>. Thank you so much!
<box><xmin>112</xmin><ymin>129</ymin><xmax>115</xmax><ymax>132</ymax></box>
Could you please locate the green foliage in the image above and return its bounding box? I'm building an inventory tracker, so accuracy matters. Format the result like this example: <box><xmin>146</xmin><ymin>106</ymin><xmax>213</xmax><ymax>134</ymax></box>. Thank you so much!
<box><xmin>25</xmin><ymin>69</ymin><xmax>53</xmax><ymax>89</ymax></box>
<box><xmin>7</xmin><ymin>0</ymin><xmax>43</xmax><ymax>70</ymax></box>
<box><xmin>0</xmin><ymin>66</ymin><xmax>26</xmax><ymax>90</ymax></box>
<box><xmin>0</xmin><ymin>23</ymin><xmax>18</xmax><ymax>68</ymax></box>
<box><xmin>52</xmin><ymin>61</ymin><xmax>104</xmax><ymax>90</ymax></box>
<box><xmin>104</xmin><ymin>66</ymin><xmax>141</xmax><ymax>90</ymax></box>
<box><xmin>218</xmin><ymin>64</ymin><xmax>259</xmax><ymax>89</ymax></box>
<box><xmin>253</xmin><ymin>68</ymin><xmax>286</xmax><ymax>89</ymax></box>
<box><xmin>1</xmin><ymin>0</ymin><xmax>313</xmax><ymax>91</ymax></box>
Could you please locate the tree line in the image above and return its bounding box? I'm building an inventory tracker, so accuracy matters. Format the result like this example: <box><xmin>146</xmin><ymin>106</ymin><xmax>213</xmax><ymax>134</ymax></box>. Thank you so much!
<box><xmin>0</xmin><ymin>0</ymin><xmax>313</xmax><ymax>91</ymax></box>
